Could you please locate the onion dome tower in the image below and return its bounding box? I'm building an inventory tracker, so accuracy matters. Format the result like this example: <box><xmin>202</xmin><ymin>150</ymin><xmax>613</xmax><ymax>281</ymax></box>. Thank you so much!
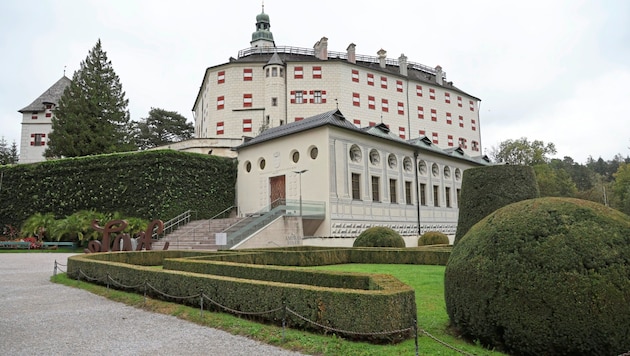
<box><xmin>250</xmin><ymin>4</ymin><xmax>275</xmax><ymax>48</ymax></box>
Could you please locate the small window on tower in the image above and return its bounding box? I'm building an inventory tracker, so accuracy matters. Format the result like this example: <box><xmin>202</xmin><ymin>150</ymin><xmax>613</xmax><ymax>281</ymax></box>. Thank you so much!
<box><xmin>271</xmin><ymin>97</ymin><xmax>278</xmax><ymax>106</ymax></box>
<box><xmin>272</xmin><ymin>67</ymin><xmax>278</xmax><ymax>77</ymax></box>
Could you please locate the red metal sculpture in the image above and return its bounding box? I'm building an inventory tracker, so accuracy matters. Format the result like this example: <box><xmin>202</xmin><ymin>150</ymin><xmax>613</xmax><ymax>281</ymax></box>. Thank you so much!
<box><xmin>85</xmin><ymin>219</ymin><xmax>169</xmax><ymax>253</ymax></box>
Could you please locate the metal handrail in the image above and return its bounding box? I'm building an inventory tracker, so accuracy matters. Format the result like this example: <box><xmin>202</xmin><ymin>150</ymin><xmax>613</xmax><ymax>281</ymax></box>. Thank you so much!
<box><xmin>154</xmin><ymin>210</ymin><xmax>193</xmax><ymax>239</ymax></box>
<box><xmin>209</xmin><ymin>205</ymin><xmax>236</xmax><ymax>221</ymax></box>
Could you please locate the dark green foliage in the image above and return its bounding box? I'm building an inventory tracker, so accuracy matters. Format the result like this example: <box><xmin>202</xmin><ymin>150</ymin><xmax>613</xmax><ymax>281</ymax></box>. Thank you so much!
<box><xmin>454</xmin><ymin>165</ymin><xmax>539</xmax><ymax>245</ymax></box>
<box><xmin>0</xmin><ymin>150</ymin><xmax>236</xmax><ymax>228</ymax></box>
<box><xmin>445</xmin><ymin>197</ymin><xmax>630</xmax><ymax>355</ymax></box>
<box><xmin>0</xmin><ymin>137</ymin><xmax>18</xmax><ymax>165</ymax></box>
<box><xmin>418</xmin><ymin>231</ymin><xmax>449</xmax><ymax>246</ymax></box>
<box><xmin>67</xmin><ymin>248</ymin><xmax>417</xmax><ymax>343</ymax></box>
<box><xmin>133</xmin><ymin>108</ymin><xmax>194</xmax><ymax>150</ymax></box>
<box><xmin>46</xmin><ymin>39</ymin><xmax>134</xmax><ymax>158</ymax></box>
<box><xmin>353</xmin><ymin>226</ymin><xmax>406</xmax><ymax>247</ymax></box>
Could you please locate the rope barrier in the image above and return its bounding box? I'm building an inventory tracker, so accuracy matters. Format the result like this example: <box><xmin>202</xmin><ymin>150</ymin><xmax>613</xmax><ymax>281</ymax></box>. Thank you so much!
<box><xmin>61</xmin><ymin>266</ymin><xmax>475</xmax><ymax>354</ymax></box>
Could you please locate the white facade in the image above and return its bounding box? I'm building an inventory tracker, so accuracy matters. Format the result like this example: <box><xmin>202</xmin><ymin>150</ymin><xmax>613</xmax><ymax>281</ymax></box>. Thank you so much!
<box><xmin>193</xmin><ymin>9</ymin><xmax>483</xmax><ymax>158</ymax></box>
<box><xmin>236</xmin><ymin>110</ymin><xmax>489</xmax><ymax>238</ymax></box>
<box><xmin>18</xmin><ymin>76</ymin><xmax>71</xmax><ymax>164</ymax></box>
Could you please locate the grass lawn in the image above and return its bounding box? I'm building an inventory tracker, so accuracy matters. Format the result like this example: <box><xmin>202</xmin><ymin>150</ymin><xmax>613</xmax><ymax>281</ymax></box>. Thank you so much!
<box><xmin>0</xmin><ymin>247</ymin><xmax>78</xmax><ymax>253</ymax></box>
<box><xmin>52</xmin><ymin>263</ymin><xmax>506</xmax><ymax>356</ymax></box>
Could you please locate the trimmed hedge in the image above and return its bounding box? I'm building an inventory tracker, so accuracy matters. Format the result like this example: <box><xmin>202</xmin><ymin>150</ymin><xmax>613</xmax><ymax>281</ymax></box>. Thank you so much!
<box><xmin>418</xmin><ymin>231</ymin><xmax>449</xmax><ymax>246</ymax></box>
<box><xmin>353</xmin><ymin>227</ymin><xmax>405</xmax><ymax>247</ymax></box>
<box><xmin>0</xmin><ymin>150</ymin><xmax>236</xmax><ymax>227</ymax></box>
<box><xmin>445</xmin><ymin>197</ymin><xmax>630</xmax><ymax>355</ymax></box>
<box><xmin>67</xmin><ymin>248</ymin><xmax>417</xmax><ymax>343</ymax></box>
<box><xmin>454</xmin><ymin>165</ymin><xmax>539</xmax><ymax>245</ymax></box>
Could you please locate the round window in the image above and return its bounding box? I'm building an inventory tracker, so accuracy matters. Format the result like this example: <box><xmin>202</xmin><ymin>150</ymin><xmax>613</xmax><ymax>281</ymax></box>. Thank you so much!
<box><xmin>444</xmin><ymin>166</ymin><xmax>451</xmax><ymax>178</ymax></box>
<box><xmin>418</xmin><ymin>160</ymin><xmax>427</xmax><ymax>175</ymax></box>
<box><xmin>455</xmin><ymin>168</ymin><xmax>462</xmax><ymax>181</ymax></box>
<box><xmin>245</xmin><ymin>161</ymin><xmax>251</xmax><ymax>172</ymax></box>
<box><xmin>432</xmin><ymin>163</ymin><xmax>439</xmax><ymax>177</ymax></box>
<box><xmin>403</xmin><ymin>157</ymin><xmax>412</xmax><ymax>172</ymax></box>
<box><xmin>388</xmin><ymin>154</ymin><xmax>397</xmax><ymax>169</ymax></box>
<box><xmin>350</xmin><ymin>145</ymin><xmax>362</xmax><ymax>163</ymax></box>
<box><xmin>292</xmin><ymin>151</ymin><xmax>300</xmax><ymax>163</ymax></box>
<box><xmin>310</xmin><ymin>146</ymin><xmax>318</xmax><ymax>159</ymax></box>
<box><xmin>369</xmin><ymin>149</ymin><xmax>380</xmax><ymax>165</ymax></box>
<box><xmin>259</xmin><ymin>158</ymin><xmax>266</xmax><ymax>170</ymax></box>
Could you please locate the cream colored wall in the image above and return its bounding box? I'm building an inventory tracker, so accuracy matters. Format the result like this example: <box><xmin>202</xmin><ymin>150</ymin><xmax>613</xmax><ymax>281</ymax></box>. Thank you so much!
<box><xmin>235</xmin><ymin>216</ymin><xmax>303</xmax><ymax>249</ymax></box>
<box><xmin>194</xmin><ymin>59</ymin><xmax>482</xmax><ymax>157</ymax></box>
<box><xmin>237</xmin><ymin>128</ymin><xmax>330</xmax><ymax>216</ymax></box>
<box><xmin>19</xmin><ymin>111</ymin><xmax>52</xmax><ymax>164</ymax></box>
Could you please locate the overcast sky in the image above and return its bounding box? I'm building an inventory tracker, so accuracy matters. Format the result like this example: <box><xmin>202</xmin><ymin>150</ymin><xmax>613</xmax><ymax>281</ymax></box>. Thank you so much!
<box><xmin>1</xmin><ymin>0</ymin><xmax>628</xmax><ymax>164</ymax></box>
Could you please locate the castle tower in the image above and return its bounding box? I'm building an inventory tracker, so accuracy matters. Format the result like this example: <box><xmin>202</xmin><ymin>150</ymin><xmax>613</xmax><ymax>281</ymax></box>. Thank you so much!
<box><xmin>250</xmin><ymin>5</ymin><xmax>275</xmax><ymax>48</ymax></box>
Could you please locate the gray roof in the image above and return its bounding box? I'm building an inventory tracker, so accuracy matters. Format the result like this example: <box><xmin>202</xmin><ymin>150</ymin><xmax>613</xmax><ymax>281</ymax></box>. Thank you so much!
<box><xmin>234</xmin><ymin>109</ymin><xmax>491</xmax><ymax>166</ymax></box>
<box><xmin>19</xmin><ymin>76</ymin><xmax>71</xmax><ymax>113</ymax></box>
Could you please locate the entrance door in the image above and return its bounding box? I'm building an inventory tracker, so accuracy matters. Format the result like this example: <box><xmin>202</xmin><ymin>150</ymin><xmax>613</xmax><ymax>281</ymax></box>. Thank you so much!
<box><xmin>269</xmin><ymin>175</ymin><xmax>286</xmax><ymax>208</ymax></box>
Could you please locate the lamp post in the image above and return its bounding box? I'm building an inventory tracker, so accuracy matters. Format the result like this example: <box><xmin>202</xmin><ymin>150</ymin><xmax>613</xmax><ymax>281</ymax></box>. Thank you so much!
<box><xmin>293</xmin><ymin>169</ymin><xmax>308</xmax><ymax>216</ymax></box>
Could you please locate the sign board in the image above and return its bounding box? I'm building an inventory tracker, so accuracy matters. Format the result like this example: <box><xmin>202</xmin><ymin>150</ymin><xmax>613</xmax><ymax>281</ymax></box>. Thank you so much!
<box><xmin>215</xmin><ymin>232</ymin><xmax>227</xmax><ymax>246</ymax></box>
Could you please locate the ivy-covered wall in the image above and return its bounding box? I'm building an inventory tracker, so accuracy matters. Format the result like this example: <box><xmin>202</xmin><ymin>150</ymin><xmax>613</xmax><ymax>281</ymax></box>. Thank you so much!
<box><xmin>0</xmin><ymin>150</ymin><xmax>237</xmax><ymax>228</ymax></box>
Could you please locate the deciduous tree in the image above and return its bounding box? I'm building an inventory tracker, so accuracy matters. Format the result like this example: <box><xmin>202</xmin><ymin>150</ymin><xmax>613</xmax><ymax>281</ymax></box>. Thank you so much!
<box><xmin>133</xmin><ymin>108</ymin><xmax>193</xmax><ymax>150</ymax></box>
<box><xmin>490</xmin><ymin>137</ymin><xmax>556</xmax><ymax>166</ymax></box>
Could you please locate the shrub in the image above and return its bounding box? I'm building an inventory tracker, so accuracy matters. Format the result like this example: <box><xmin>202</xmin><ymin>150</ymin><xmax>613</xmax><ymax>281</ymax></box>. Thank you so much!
<box><xmin>353</xmin><ymin>226</ymin><xmax>405</xmax><ymax>248</ymax></box>
<box><xmin>445</xmin><ymin>197</ymin><xmax>630</xmax><ymax>355</ymax></box>
<box><xmin>454</xmin><ymin>165</ymin><xmax>539</xmax><ymax>245</ymax></box>
<box><xmin>418</xmin><ymin>231</ymin><xmax>449</xmax><ymax>246</ymax></box>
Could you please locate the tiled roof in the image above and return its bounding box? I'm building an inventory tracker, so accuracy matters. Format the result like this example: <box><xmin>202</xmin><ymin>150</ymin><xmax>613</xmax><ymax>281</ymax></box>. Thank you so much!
<box><xmin>235</xmin><ymin>109</ymin><xmax>491</xmax><ymax>166</ymax></box>
<box><xmin>18</xmin><ymin>76</ymin><xmax>71</xmax><ymax>113</ymax></box>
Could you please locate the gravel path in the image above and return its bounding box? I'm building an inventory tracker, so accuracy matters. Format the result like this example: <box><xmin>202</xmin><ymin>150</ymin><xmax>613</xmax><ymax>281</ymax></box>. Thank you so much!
<box><xmin>0</xmin><ymin>253</ymin><xmax>307</xmax><ymax>356</ymax></box>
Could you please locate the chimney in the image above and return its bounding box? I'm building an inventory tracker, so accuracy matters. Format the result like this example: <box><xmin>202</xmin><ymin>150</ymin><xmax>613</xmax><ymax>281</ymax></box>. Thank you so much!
<box><xmin>435</xmin><ymin>65</ymin><xmax>443</xmax><ymax>85</ymax></box>
<box><xmin>314</xmin><ymin>37</ymin><xmax>328</xmax><ymax>60</ymax></box>
<box><xmin>398</xmin><ymin>53</ymin><xmax>408</xmax><ymax>76</ymax></box>
<box><xmin>347</xmin><ymin>43</ymin><xmax>356</xmax><ymax>64</ymax></box>
<box><xmin>377</xmin><ymin>49</ymin><xmax>387</xmax><ymax>69</ymax></box>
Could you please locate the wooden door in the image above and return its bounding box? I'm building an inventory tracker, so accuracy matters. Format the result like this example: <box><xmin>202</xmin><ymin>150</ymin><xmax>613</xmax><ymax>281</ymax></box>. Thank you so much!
<box><xmin>269</xmin><ymin>175</ymin><xmax>286</xmax><ymax>208</ymax></box>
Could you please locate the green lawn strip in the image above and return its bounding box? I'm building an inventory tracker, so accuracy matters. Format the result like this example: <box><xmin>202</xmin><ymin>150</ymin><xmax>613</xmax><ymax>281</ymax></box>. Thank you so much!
<box><xmin>51</xmin><ymin>264</ymin><xmax>505</xmax><ymax>356</ymax></box>
<box><xmin>0</xmin><ymin>247</ymin><xmax>79</xmax><ymax>253</ymax></box>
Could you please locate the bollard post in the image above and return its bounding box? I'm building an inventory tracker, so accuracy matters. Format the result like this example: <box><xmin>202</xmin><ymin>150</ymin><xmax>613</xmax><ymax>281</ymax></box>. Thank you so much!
<box><xmin>414</xmin><ymin>318</ymin><xmax>419</xmax><ymax>356</ymax></box>
<box><xmin>282</xmin><ymin>300</ymin><xmax>287</xmax><ymax>343</ymax></box>
<box><xmin>200</xmin><ymin>289</ymin><xmax>204</xmax><ymax>318</ymax></box>
<box><xmin>143</xmin><ymin>281</ymin><xmax>147</xmax><ymax>304</ymax></box>
<box><xmin>106</xmin><ymin>273</ymin><xmax>110</xmax><ymax>289</ymax></box>
<box><xmin>53</xmin><ymin>260</ymin><xmax>58</xmax><ymax>276</ymax></box>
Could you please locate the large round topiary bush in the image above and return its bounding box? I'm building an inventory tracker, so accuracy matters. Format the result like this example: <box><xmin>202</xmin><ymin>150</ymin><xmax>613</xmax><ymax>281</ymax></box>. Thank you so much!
<box><xmin>454</xmin><ymin>165</ymin><xmax>539</xmax><ymax>245</ymax></box>
<box><xmin>418</xmin><ymin>231</ymin><xmax>449</xmax><ymax>246</ymax></box>
<box><xmin>353</xmin><ymin>226</ymin><xmax>405</xmax><ymax>248</ymax></box>
<box><xmin>445</xmin><ymin>197</ymin><xmax>630</xmax><ymax>355</ymax></box>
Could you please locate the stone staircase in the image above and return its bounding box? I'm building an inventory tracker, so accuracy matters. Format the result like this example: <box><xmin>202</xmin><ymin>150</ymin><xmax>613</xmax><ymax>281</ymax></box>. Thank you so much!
<box><xmin>152</xmin><ymin>217</ymin><xmax>243</xmax><ymax>250</ymax></box>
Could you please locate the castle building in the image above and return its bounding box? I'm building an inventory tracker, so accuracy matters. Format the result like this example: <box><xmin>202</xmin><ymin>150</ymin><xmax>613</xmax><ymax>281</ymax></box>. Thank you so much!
<box><xmin>18</xmin><ymin>76</ymin><xmax>71</xmax><ymax>164</ymax></box>
<box><xmin>193</xmin><ymin>7</ymin><xmax>483</xmax><ymax>157</ymax></box>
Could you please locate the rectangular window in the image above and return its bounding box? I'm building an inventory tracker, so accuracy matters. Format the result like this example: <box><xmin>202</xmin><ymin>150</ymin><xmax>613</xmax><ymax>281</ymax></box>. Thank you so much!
<box><xmin>367</xmin><ymin>73</ymin><xmax>374</xmax><ymax>86</ymax></box>
<box><xmin>445</xmin><ymin>187</ymin><xmax>451</xmax><ymax>208</ymax></box>
<box><xmin>45</xmin><ymin>112</ymin><xmax>51</xmax><ymax>118</ymax></box>
<box><xmin>243</xmin><ymin>93</ymin><xmax>252</xmax><ymax>107</ymax></box>
<box><xmin>471</xmin><ymin>119</ymin><xmax>477</xmax><ymax>131</ymax></box>
<box><xmin>448</xmin><ymin>135</ymin><xmax>454</xmax><ymax>147</ymax></box>
<box><xmin>459</xmin><ymin>115</ymin><xmax>464</xmax><ymax>128</ymax></box>
<box><xmin>353</xmin><ymin>119</ymin><xmax>361</xmax><ymax>126</ymax></box>
<box><xmin>352</xmin><ymin>173</ymin><xmax>361</xmax><ymax>200</ymax></box>
<box><xmin>420</xmin><ymin>183</ymin><xmax>427</xmax><ymax>205</ymax></box>
<box><xmin>216</xmin><ymin>122</ymin><xmax>224</xmax><ymax>135</ymax></box>
<box><xmin>397</xmin><ymin>102</ymin><xmax>404</xmax><ymax>115</ymax></box>
<box><xmin>351</xmin><ymin>69</ymin><xmax>359</xmax><ymax>82</ymax></box>
<box><xmin>217</xmin><ymin>71</ymin><xmax>225</xmax><ymax>84</ymax></box>
<box><xmin>419</xmin><ymin>129</ymin><xmax>426</xmax><ymax>136</ymax></box>
<box><xmin>446</xmin><ymin>112</ymin><xmax>452</xmax><ymax>125</ymax></box>
<box><xmin>369</xmin><ymin>121</ymin><xmax>376</xmax><ymax>127</ymax></box>
<box><xmin>431</xmin><ymin>109</ymin><xmax>437</xmax><ymax>122</ymax></box>
<box><xmin>457</xmin><ymin>188</ymin><xmax>461</xmax><ymax>207</ymax></box>
<box><xmin>243</xmin><ymin>68</ymin><xmax>253</xmax><ymax>81</ymax></box>
<box><xmin>445</xmin><ymin>92</ymin><xmax>451</xmax><ymax>103</ymax></box>
<box><xmin>313</xmin><ymin>66</ymin><xmax>322</xmax><ymax>79</ymax></box>
<box><xmin>294</xmin><ymin>66</ymin><xmax>303</xmax><ymax>79</ymax></box>
<box><xmin>432</xmin><ymin>132</ymin><xmax>439</xmax><ymax>144</ymax></box>
<box><xmin>405</xmin><ymin>181</ymin><xmax>412</xmax><ymax>205</ymax></box>
<box><xmin>381</xmin><ymin>76</ymin><xmax>388</xmax><ymax>89</ymax></box>
<box><xmin>472</xmin><ymin>140</ymin><xmax>480</xmax><ymax>151</ymax></box>
<box><xmin>368</xmin><ymin>96</ymin><xmax>375</xmax><ymax>110</ymax></box>
<box><xmin>294</xmin><ymin>117</ymin><xmax>304</xmax><ymax>122</ymax></box>
<box><xmin>291</xmin><ymin>90</ymin><xmax>306</xmax><ymax>104</ymax></box>
<box><xmin>271</xmin><ymin>97</ymin><xmax>278</xmax><ymax>106</ymax></box>
<box><xmin>389</xmin><ymin>179</ymin><xmax>397</xmax><ymax>204</ymax></box>
<box><xmin>433</xmin><ymin>185</ymin><xmax>439</xmax><ymax>207</ymax></box>
<box><xmin>396</xmin><ymin>80</ymin><xmax>403</xmax><ymax>92</ymax></box>
<box><xmin>217</xmin><ymin>96</ymin><xmax>224</xmax><ymax>110</ymax></box>
<box><xmin>272</xmin><ymin>67</ymin><xmax>278</xmax><ymax>77</ymax></box>
<box><xmin>469</xmin><ymin>100</ymin><xmax>475</xmax><ymax>111</ymax></box>
<box><xmin>429</xmin><ymin>88</ymin><xmax>436</xmax><ymax>100</ymax></box>
<box><xmin>459</xmin><ymin>137</ymin><xmax>467</xmax><ymax>149</ymax></box>
<box><xmin>381</xmin><ymin>99</ymin><xmax>389</xmax><ymax>112</ymax></box>
<box><xmin>457</xmin><ymin>96</ymin><xmax>462</xmax><ymax>107</ymax></box>
<box><xmin>417</xmin><ymin>106</ymin><xmax>424</xmax><ymax>119</ymax></box>
<box><xmin>31</xmin><ymin>112</ymin><xmax>38</xmax><ymax>119</ymax></box>
<box><xmin>313</xmin><ymin>91</ymin><xmax>322</xmax><ymax>104</ymax></box>
<box><xmin>372</xmin><ymin>176</ymin><xmax>380</xmax><ymax>202</ymax></box>
<box><xmin>352</xmin><ymin>92</ymin><xmax>360</xmax><ymax>107</ymax></box>
<box><xmin>399</xmin><ymin>127</ymin><xmax>405</xmax><ymax>139</ymax></box>
<box><xmin>416</xmin><ymin>85</ymin><xmax>423</xmax><ymax>97</ymax></box>
<box><xmin>30</xmin><ymin>133</ymin><xmax>45</xmax><ymax>146</ymax></box>
<box><xmin>242</xmin><ymin>119</ymin><xmax>252</xmax><ymax>132</ymax></box>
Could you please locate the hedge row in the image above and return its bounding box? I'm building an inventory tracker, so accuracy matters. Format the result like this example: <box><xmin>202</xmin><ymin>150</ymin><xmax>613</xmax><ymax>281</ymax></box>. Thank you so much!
<box><xmin>0</xmin><ymin>150</ymin><xmax>237</xmax><ymax>228</ymax></box>
<box><xmin>67</xmin><ymin>250</ymin><xmax>417</xmax><ymax>343</ymax></box>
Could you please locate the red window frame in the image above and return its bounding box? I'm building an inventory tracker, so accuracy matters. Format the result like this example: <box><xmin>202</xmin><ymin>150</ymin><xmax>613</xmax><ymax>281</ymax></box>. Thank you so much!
<box><xmin>243</xmin><ymin>68</ymin><xmax>253</xmax><ymax>81</ymax></box>
<box><xmin>242</xmin><ymin>119</ymin><xmax>252</xmax><ymax>132</ymax></box>
<box><xmin>459</xmin><ymin>115</ymin><xmax>464</xmax><ymax>128</ymax></box>
<box><xmin>368</xmin><ymin>95</ymin><xmax>375</xmax><ymax>110</ymax></box>
<box><xmin>217</xmin><ymin>71</ymin><xmax>225</xmax><ymax>84</ymax></box>
<box><xmin>352</xmin><ymin>92</ymin><xmax>360</xmax><ymax>107</ymax></box>
<box><xmin>381</xmin><ymin>99</ymin><xmax>389</xmax><ymax>112</ymax></box>
<box><xmin>351</xmin><ymin>69</ymin><xmax>359</xmax><ymax>82</ymax></box>
<box><xmin>294</xmin><ymin>66</ymin><xmax>303</xmax><ymax>79</ymax></box>
<box><xmin>397</xmin><ymin>101</ymin><xmax>404</xmax><ymax>115</ymax></box>
<box><xmin>416</xmin><ymin>85</ymin><xmax>423</xmax><ymax>97</ymax></box>
<box><xmin>313</xmin><ymin>66</ymin><xmax>322</xmax><ymax>79</ymax></box>
<box><xmin>445</xmin><ymin>92</ymin><xmax>451</xmax><ymax>104</ymax></box>
<box><xmin>446</xmin><ymin>112</ymin><xmax>452</xmax><ymax>125</ymax></box>
<box><xmin>216</xmin><ymin>122</ymin><xmax>224</xmax><ymax>135</ymax></box>
<box><xmin>429</xmin><ymin>88</ymin><xmax>436</xmax><ymax>100</ymax></box>
<box><xmin>367</xmin><ymin>73</ymin><xmax>374</xmax><ymax>86</ymax></box>
<box><xmin>396</xmin><ymin>80</ymin><xmax>403</xmax><ymax>93</ymax></box>
<box><xmin>217</xmin><ymin>96</ymin><xmax>225</xmax><ymax>110</ymax></box>
<box><xmin>381</xmin><ymin>76</ymin><xmax>387</xmax><ymax>89</ymax></box>
<box><xmin>243</xmin><ymin>93</ymin><xmax>253</xmax><ymax>108</ymax></box>
<box><xmin>431</xmin><ymin>109</ymin><xmax>437</xmax><ymax>122</ymax></box>
<box><xmin>417</xmin><ymin>106</ymin><xmax>424</xmax><ymax>119</ymax></box>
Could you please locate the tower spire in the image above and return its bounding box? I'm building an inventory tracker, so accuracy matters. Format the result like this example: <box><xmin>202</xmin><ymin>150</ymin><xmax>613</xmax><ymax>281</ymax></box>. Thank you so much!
<box><xmin>250</xmin><ymin>5</ymin><xmax>275</xmax><ymax>48</ymax></box>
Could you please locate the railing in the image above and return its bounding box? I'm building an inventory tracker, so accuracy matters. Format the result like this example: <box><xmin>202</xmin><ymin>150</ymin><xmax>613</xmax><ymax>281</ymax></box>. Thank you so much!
<box><xmin>237</xmin><ymin>45</ymin><xmax>446</xmax><ymax>79</ymax></box>
<box><xmin>208</xmin><ymin>205</ymin><xmax>236</xmax><ymax>221</ymax></box>
<box><xmin>153</xmin><ymin>210</ymin><xmax>195</xmax><ymax>239</ymax></box>
<box><xmin>220</xmin><ymin>199</ymin><xmax>325</xmax><ymax>250</ymax></box>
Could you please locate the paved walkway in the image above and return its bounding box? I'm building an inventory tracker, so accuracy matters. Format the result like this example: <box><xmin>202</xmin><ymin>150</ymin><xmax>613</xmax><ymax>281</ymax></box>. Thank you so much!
<box><xmin>0</xmin><ymin>253</ymin><xmax>305</xmax><ymax>356</ymax></box>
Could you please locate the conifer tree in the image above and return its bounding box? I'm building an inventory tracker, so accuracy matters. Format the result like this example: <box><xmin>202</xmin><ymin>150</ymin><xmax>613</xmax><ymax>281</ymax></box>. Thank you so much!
<box><xmin>46</xmin><ymin>39</ymin><xmax>134</xmax><ymax>158</ymax></box>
